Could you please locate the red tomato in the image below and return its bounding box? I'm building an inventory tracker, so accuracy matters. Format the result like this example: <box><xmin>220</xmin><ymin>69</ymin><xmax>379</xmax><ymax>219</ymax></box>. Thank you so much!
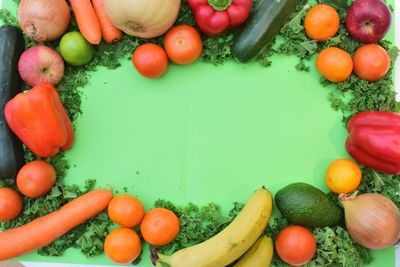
<box><xmin>132</xmin><ymin>43</ymin><xmax>168</xmax><ymax>78</ymax></box>
<box><xmin>164</xmin><ymin>25</ymin><xmax>203</xmax><ymax>65</ymax></box>
<box><xmin>353</xmin><ymin>44</ymin><xmax>390</xmax><ymax>82</ymax></box>
<box><xmin>17</xmin><ymin>160</ymin><xmax>57</xmax><ymax>198</ymax></box>
<box><xmin>0</xmin><ymin>188</ymin><xmax>23</xmax><ymax>221</ymax></box>
<box><xmin>275</xmin><ymin>225</ymin><xmax>317</xmax><ymax>266</ymax></box>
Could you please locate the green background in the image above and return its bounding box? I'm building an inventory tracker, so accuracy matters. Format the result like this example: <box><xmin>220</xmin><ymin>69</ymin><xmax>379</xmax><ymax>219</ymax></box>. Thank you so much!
<box><xmin>2</xmin><ymin>0</ymin><xmax>396</xmax><ymax>266</ymax></box>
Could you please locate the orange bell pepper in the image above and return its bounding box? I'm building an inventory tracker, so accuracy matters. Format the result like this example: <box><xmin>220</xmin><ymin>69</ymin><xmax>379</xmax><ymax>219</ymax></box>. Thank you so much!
<box><xmin>4</xmin><ymin>83</ymin><xmax>74</xmax><ymax>158</ymax></box>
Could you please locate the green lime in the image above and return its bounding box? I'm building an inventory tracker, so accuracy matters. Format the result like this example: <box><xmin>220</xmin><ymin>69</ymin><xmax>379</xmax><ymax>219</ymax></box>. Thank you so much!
<box><xmin>59</xmin><ymin>31</ymin><xmax>94</xmax><ymax>66</ymax></box>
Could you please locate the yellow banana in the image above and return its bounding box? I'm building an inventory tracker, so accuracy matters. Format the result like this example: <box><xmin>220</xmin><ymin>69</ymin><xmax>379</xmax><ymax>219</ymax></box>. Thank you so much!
<box><xmin>157</xmin><ymin>187</ymin><xmax>273</xmax><ymax>267</ymax></box>
<box><xmin>233</xmin><ymin>235</ymin><xmax>274</xmax><ymax>267</ymax></box>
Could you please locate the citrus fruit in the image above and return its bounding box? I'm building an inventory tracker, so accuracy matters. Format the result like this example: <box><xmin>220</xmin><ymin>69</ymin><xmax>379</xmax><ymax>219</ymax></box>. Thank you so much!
<box><xmin>104</xmin><ymin>228</ymin><xmax>142</xmax><ymax>264</ymax></box>
<box><xmin>107</xmin><ymin>195</ymin><xmax>145</xmax><ymax>228</ymax></box>
<box><xmin>305</xmin><ymin>4</ymin><xmax>340</xmax><ymax>41</ymax></box>
<box><xmin>140</xmin><ymin>207</ymin><xmax>180</xmax><ymax>246</ymax></box>
<box><xmin>326</xmin><ymin>158</ymin><xmax>362</xmax><ymax>194</ymax></box>
<box><xmin>316</xmin><ymin>47</ymin><xmax>353</xmax><ymax>83</ymax></box>
<box><xmin>60</xmin><ymin>31</ymin><xmax>94</xmax><ymax>66</ymax></box>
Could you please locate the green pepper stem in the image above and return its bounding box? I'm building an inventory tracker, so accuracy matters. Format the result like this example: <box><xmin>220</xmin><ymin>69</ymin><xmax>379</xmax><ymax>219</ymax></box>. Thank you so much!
<box><xmin>208</xmin><ymin>0</ymin><xmax>232</xmax><ymax>11</ymax></box>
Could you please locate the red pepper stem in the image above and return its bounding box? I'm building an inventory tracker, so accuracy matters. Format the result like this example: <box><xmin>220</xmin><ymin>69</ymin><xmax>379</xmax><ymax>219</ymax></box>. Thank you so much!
<box><xmin>208</xmin><ymin>0</ymin><xmax>232</xmax><ymax>11</ymax></box>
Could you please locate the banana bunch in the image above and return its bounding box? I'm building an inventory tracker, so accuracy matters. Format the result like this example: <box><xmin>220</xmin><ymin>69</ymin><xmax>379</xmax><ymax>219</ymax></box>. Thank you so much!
<box><xmin>157</xmin><ymin>187</ymin><xmax>274</xmax><ymax>267</ymax></box>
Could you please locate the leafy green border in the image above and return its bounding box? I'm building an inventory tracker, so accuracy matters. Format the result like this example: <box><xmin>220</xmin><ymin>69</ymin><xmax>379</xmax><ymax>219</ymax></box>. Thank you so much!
<box><xmin>1</xmin><ymin>0</ymin><xmax>399</xmax><ymax>266</ymax></box>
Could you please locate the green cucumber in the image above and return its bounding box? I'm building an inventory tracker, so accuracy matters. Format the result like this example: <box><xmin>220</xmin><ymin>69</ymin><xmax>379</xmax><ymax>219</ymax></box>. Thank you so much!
<box><xmin>233</xmin><ymin>0</ymin><xmax>303</xmax><ymax>62</ymax></box>
<box><xmin>0</xmin><ymin>25</ymin><xmax>25</xmax><ymax>180</ymax></box>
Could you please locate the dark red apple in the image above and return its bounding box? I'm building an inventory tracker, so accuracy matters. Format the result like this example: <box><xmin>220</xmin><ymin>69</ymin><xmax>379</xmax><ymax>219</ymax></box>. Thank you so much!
<box><xmin>345</xmin><ymin>0</ymin><xmax>391</xmax><ymax>43</ymax></box>
<box><xmin>18</xmin><ymin>45</ymin><xmax>64</xmax><ymax>87</ymax></box>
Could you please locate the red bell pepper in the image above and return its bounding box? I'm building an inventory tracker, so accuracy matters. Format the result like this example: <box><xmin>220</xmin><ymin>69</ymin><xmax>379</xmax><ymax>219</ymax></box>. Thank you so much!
<box><xmin>188</xmin><ymin>0</ymin><xmax>252</xmax><ymax>36</ymax></box>
<box><xmin>346</xmin><ymin>111</ymin><xmax>400</xmax><ymax>174</ymax></box>
<box><xmin>4</xmin><ymin>83</ymin><xmax>74</xmax><ymax>158</ymax></box>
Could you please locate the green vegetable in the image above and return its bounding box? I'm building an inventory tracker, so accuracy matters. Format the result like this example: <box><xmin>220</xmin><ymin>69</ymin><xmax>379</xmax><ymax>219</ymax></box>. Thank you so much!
<box><xmin>234</xmin><ymin>0</ymin><xmax>305</xmax><ymax>62</ymax></box>
<box><xmin>0</xmin><ymin>25</ymin><xmax>25</xmax><ymax>180</ymax></box>
<box><xmin>0</xmin><ymin>9</ymin><xmax>18</xmax><ymax>26</ymax></box>
<box><xmin>358</xmin><ymin>167</ymin><xmax>400</xmax><ymax>207</ymax></box>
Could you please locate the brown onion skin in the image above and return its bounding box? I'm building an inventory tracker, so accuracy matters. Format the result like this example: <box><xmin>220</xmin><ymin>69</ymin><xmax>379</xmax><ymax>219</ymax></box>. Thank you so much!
<box><xmin>18</xmin><ymin>0</ymin><xmax>71</xmax><ymax>42</ymax></box>
<box><xmin>340</xmin><ymin>193</ymin><xmax>400</xmax><ymax>249</ymax></box>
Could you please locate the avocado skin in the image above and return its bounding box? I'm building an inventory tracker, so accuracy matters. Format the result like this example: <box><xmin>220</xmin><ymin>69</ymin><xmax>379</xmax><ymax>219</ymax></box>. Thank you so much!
<box><xmin>275</xmin><ymin>182</ymin><xmax>344</xmax><ymax>227</ymax></box>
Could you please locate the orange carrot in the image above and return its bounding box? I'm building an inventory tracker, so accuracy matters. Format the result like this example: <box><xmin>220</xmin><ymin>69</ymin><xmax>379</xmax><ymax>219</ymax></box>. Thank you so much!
<box><xmin>69</xmin><ymin>0</ymin><xmax>102</xmax><ymax>45</ymax></box>
<box><xmin>92</xmin><ymin>0</ymin><xmax>122</xmax><ymax>43</ymax></box>
<box><xmin>0</xmin><ymin>189</ymin><xmax>112</xmax><ymax>260</ymax></box>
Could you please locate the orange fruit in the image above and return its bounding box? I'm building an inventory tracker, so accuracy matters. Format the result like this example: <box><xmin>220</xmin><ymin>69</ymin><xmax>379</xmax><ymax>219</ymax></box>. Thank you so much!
<box><xmin>316</xmin><ymin>47</ymin><xmax>353</xmax><ymax>83</ymax></box>
<box><xmin>17</xmin><ymin>160</ymin><xmax>57</xmax><ymax>198</ymax></box>
<box><xmin>104</xmin><ymin>228</ymin><xmax>142</xmax><ymax>264</ymax></box>
<box><xmin>107</xmin><ymin>195</ymin><xmax>145</xmax><ymax>228</ymax></box>
<box><xmin>305</xmin><ymin>4</ymin><xmax>340</xmax><ymax>41</ymax></box>
<box><xmin>353</xmin><ymin>44</ymin><xmax>390</xmax><ymax>82</ymax></box>
<box><xmin>140</xmin><ymin>207</ymin><xmax>180</xmax><ymax>246</ymax></box>
<box><xmin>326</xmin><ymin>159</ymin><xmax>362</xmax><ymax>194</ymax></box>
<box><xmin>0</xmin><ymin>188</ymin><xmax>23</xmax><ymax>221</ymax></box>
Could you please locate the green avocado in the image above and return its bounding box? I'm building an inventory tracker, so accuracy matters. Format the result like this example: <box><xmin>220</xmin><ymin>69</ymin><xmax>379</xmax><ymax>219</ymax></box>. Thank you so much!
<box><xmin>275</xmin><ymin>182</ymin><xmax>344</xmax><ymax>227</ymax></box>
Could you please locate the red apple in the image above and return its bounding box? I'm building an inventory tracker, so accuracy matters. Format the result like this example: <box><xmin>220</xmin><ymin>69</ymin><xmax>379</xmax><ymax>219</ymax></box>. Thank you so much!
<box><xmin>18</xmin><ymin>45</ymin><xmax>64</xmax><ymax>86</ymax></box>
<box><xmin>345</xmin><ymin>0</ymin><xmax>391</xmax><ymax>44</ymax></box>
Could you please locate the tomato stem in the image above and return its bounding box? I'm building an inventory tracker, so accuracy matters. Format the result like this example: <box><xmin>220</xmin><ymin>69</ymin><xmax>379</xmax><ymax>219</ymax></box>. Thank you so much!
<box><xmin>208</xmin><ymin>0</ymin><xmax>232</xmax><ymax>11</ymax></box>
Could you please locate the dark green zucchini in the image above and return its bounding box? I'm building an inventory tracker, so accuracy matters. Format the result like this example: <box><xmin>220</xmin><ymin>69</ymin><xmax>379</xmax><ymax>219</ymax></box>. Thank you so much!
<box><xmin>233</xmin><ymin>0</ymin><xmax>304</xmax><ymax>62</ymax></box>
<box><xmin>0</xmin><ymin>25</ymin><xmax>25</xmax><ymax>180</ymax></box>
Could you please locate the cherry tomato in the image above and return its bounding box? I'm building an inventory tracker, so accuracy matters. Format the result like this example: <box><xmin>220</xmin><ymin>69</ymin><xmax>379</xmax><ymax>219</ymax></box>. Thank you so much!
<box><xmin>132</xmin><ymin>43</ymin><xmax>168</xmax><ymax>78</ymax></box>
<box><xmin>275</xmin><ymin>225</ymin><xmax>317</xmax><ymax>266</ymax></box>
<box><xmin>164</xmin><ymin>25</ymin><xmax>203</xmax><ymax>65</ymax></box>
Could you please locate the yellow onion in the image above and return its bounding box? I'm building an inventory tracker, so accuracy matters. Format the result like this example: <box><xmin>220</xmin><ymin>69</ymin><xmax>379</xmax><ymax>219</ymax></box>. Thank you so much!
<box><xmin>339</xmin><ymin>193</ymin><xmax>400</xmax><ymax>249</ymax></box>
<box><xmin>104</xmin><ymin>0</ymin><xmax>181</xmax><ymax>38</ymax></box>
<box><xmin>18</xmin><ymin>0</ymin><xmax>71</xmax><ymax>42</ymax></box>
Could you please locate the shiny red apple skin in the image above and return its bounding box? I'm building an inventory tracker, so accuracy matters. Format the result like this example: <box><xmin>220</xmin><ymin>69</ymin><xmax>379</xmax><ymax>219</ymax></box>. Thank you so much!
<box><xmin>18</xmin><ymin>45</ymin><xmax>65</xmax><ymax>87</ymax></box>
<box><xmin>345</xmin><ymin>0</ymin><xmax>391</xmax><ymax>44</ymax></box>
